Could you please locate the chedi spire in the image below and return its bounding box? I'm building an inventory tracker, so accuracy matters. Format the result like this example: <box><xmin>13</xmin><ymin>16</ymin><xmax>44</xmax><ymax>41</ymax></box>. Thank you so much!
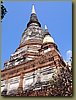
<box><xmin>27</xmin><ymin>4</ymin><xmax>41</xmax><ymax>27</ymax></box>
<box><xmin>45</xmin><ymin>25</ymin><xmax>48</xmax><ymax>30</ymax></box>
<box><xmin>32</xmin><ymin>5</ymin><xmax>36</xmax><ymax>14</ymax></box>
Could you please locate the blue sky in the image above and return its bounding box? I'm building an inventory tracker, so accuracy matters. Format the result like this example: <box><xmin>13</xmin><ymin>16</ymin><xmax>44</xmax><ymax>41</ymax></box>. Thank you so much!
<box><xmin>2</xmin><ymin>1</ymin><xmax>72</xmax><ymax>69</ymax></box>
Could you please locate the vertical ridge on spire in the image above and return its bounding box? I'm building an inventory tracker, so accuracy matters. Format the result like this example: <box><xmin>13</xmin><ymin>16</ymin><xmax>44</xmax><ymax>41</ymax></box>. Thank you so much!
<box><xmin>32</xmin><ymin>4</ymin><xmax>36</xmax><ymax>14</ymax></box>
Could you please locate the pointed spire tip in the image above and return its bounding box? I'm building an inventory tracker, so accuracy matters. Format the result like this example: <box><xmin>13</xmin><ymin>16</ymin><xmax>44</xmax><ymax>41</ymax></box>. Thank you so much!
<box><xmin>45</xmin><ymin>25</ymin><xmax>48</xmax><ymax>30</ymax></box>
<box><xmin>32</xmin><ymin>4</ymin><xmax>36</xmax><ymax>14</ymax></box>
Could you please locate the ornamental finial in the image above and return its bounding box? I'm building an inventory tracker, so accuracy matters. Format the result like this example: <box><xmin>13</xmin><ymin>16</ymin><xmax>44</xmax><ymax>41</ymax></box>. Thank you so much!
<box><xmin>32</xmin><ymin>4</ymin><xmax>36</xmax><ymax>14</ymax></box>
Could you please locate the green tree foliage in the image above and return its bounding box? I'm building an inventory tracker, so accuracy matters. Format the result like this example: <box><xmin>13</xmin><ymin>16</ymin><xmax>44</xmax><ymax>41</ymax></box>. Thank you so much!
<box><xmin>1</xmin><ymin>1</ymin><xmax>7</xmax><ymax>21</ymax></box>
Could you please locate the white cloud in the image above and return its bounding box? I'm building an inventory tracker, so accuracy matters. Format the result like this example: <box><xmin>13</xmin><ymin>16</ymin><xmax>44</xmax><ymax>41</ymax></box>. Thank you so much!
<box><xmin>66</xmin><ymin>50</ymin><xmax>72</xmax><ymax>61</ymax></box>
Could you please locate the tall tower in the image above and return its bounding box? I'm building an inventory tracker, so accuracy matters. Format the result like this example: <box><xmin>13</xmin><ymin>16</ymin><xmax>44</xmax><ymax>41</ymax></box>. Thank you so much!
<box><xmin>1</xmin><ymin>5</ymin><xmax>66</xmax><ymax>96</ymax></box>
